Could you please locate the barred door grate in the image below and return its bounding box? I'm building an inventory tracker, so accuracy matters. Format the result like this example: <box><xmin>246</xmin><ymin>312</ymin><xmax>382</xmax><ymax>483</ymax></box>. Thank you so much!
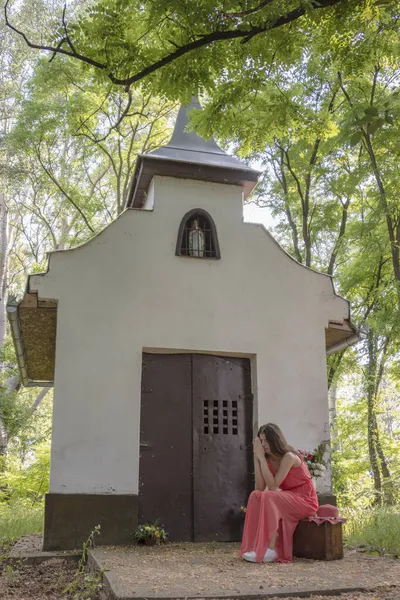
<box><xmin>203</xmin><ymin>399</ymin><xmax>238</xmax><ymax>435</ymax></box>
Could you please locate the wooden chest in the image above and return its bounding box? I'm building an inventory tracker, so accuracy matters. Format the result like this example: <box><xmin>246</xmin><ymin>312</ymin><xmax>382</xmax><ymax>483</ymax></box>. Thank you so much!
<box><xmin>293</xmin><ymin>519</ymin><xmax>344</xmax><ymax>561</ymax></box>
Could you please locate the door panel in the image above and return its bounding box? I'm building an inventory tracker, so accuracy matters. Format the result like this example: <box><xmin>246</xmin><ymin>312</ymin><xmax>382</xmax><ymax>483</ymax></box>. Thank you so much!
<box><xmin>192</xmin><ymin>355</ymin><xmax>253</xmax><ymax>542</ymax></box>
<box><xmin>139</xmin><ymin>353</ymin><xmax>253</xmax><ymax>543</ymax></box>
<box><xmin>139</xmin><ymin>353</ymin><xmax>193</xmax><ymax>541</ymax></box>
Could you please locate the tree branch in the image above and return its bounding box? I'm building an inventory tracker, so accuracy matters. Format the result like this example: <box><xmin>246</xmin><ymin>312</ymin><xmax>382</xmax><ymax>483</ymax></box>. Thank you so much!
<box><xmin>339</xmin><ymin>70</ymin><xmax>400</xmax><ymax>306</ymax></box>
<box><xmin>61</xmin><ymin>4</ymin><xmax>77</xmax><ymax>55</ymax></box>
<box><xmin>370</xmin><ymin>64</ymin><xmax>380</xmax><ymax>107</ymax></box>
<box><xmin>5</xmin><ymin>0</ymin><xmax>345</xmax><ymax>88</ymax></box>
<box><xmin>327</xmin><ymin>350</ymin><xmax>344</xmax><ymax>390</ymax></box>
<box><xmin>4</xmin><ymin>0</ymin><xmax>107</xmax><ymax>71</ymax></box>
<box><xmin>49</xmin><ymin>37</ymin><xmax>68</xmax><ymax>63</ymax></box>
<box><xmin>74</xmin><ymin>89</ymin><xmax>139</xmax><ymax>143</ymax></box>
<box><xmin>28</xmin><ymin>387</ymin><xmax>51</xmax><ymax>418</ymax></box>
<box><xmin>222</xmin><ymin>0</ymin><xmax>274</xmax><ymax>19</ymax></box>
<box><xmin>35</xmin><ymin>148</ymin><xmax>95</xmax><ymax>233</ymax></box>
<box><xmin>327</xmin><ymin>195</ymin><xmax>350</xmax><ymax>276</ymax></box>
<box><xmin>277</xmin><ymin>148</ymin><xmax>303</xmax><ymax>263</ymax></box>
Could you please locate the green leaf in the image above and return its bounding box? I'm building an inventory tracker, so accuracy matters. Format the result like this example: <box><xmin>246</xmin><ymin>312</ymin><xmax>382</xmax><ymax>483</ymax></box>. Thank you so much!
<box><xmin>385</xmin><ymin>113</ymin><xmax>394</xmax><ymax>125</ymax></box>
<box><xmin>367</xmin><ymin>119</ymin><xmax>385</xmax><ymax>135</ymax></box>
<box><xmin>364</xmin><ymin>107</ymin><xmax>379</xmax><ymax>117</ymax></box>
<box><xmin>350</xmin><ymin>130</ymin><xmax>363</xmax><ymax>146</ymax></box>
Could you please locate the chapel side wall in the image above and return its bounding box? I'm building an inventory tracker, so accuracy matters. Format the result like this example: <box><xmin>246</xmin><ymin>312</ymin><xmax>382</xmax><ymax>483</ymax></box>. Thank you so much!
<box><xmin>29</xmin><ymin>176</ymin><xmax>349</xmax><ymax>497</ymax></box>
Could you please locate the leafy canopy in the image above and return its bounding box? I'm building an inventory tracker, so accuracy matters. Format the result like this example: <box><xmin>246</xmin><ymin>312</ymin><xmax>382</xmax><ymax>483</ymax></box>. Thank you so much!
<box><xmin>5</xmin><ymin>0</ymin><xmax>399</xmax><ymax>101</ymax></box>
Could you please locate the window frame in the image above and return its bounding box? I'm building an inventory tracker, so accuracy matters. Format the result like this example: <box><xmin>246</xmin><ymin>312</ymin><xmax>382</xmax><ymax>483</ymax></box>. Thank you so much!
<box><xmin>175</xmin><ymin>208</ymin><xmax>221</xmax><ymax>260</ymax></box>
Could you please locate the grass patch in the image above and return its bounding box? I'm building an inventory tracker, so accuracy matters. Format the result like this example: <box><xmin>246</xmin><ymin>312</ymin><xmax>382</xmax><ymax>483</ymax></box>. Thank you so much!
<box><xmin>344</xmin><ymin>506</ymin><xmax>400</xmax><ymax>556</ymax></box>
<box><xmin>0</xmin><ymin>501</ymin><xmax>43</xmax><ymax>543</ymax></box>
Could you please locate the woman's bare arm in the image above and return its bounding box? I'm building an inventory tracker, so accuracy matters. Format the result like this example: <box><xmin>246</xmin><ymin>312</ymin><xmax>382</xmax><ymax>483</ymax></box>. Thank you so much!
<box><xmin>257</xmin><ymin>451</ymin><xmax>300</xmax><ymax>490</ymax></box>
<box><xmin>254</xmin><ymin>454</ymin><xmax>266</xmax><ymax>491</ymax></box>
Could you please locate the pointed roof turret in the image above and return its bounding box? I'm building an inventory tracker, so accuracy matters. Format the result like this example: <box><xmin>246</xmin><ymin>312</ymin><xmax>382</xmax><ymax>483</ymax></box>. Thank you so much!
<box><xmin>126</xmin><ymin>98</ymin><xmax>260</xmax><ymax>208</ymax></box>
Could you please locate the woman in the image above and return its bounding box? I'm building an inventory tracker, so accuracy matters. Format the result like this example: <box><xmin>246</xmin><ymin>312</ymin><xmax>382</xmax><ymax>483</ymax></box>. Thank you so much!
<box><xmin>240</xmin><ymin>423</ymin><xmax>318</xmax><ymax>564</ymax></box>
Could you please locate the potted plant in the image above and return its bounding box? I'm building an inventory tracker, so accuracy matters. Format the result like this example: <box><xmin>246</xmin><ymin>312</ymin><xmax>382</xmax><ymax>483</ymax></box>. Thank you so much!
<box><xmin>134</xmin><ymin>521</ymin><xmax>168</xmax><ymax>546</ymax></box>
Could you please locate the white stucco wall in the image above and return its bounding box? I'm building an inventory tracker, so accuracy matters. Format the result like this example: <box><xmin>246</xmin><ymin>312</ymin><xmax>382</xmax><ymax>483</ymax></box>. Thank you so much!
<box><xmin>30</xmin><ymin>176</ymin><xmax>350</xmax><ymax>496</ymax></box>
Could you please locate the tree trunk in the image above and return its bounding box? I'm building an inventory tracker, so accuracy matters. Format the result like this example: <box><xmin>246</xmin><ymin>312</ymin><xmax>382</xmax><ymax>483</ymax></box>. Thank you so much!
<box><xmin>0</xmin><ymin>193</ymin><xmax>10</xmax><ymax>457</ymax></box>
<box><xmin>328</xmin><ymin>378</ymin><xmax>338</xmax><ymax>445</ymax></box>
<box><xmin>327</xmin><ymin>351</ymin><xmax>344</xmax><ymax>391</ymax></box>
<box><xmin>327</xmin><ymin>197</ymin><xmax>350</xmax><ymax>276</ymax></box>
<box><xmin>28</xmin><ymin>387</ymin><xmax>50</xmax><ymax>417</ymax></box>
<box><xmin>338</xmin><ymin>71</ymin><xmax>400</xmax><ymax>309</ymax></box>
<box><xmin>373</xmin><ymin>412</ymin><xmax>395</xmax><ymax>505</ymax></box>
<box><xmin>366</xmin><ymin>330</ymin><xmax>382</xmax><ymax>504</ymax></box>
<box><xmin>363</xmin><ymin>132</ymin><xmax>400</xmax><ymax>309</ymax></box>
<box><xmin>0</xmin><ymin>421</ymin><xmax>7</xmax><ymax>457</ymax></box>
<box><xmin>0</xmin><ymin>193</ymin><xmax>8</xmax><ymax>344</ymax></box>
<box><xmin>373</xmin><ymin>335</ymin><xmax>394</xmax><ymax>505</ymax></box>
<box><xmin>278</xmin><ymin>149</ymin><xmax>303</xmax><ymax>263</ymax></box>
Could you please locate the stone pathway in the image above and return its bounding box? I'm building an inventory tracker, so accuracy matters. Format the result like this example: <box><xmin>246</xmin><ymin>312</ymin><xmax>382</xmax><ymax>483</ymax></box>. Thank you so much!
<box><xmin>7</xmin><ymin>535</ymin><xmax>80</xmax><ymax>565</ymax></box>
<box><xmin>88</xmin><ymin>542</ymin><xmax>400</xmax><ymax>600</ymax></box>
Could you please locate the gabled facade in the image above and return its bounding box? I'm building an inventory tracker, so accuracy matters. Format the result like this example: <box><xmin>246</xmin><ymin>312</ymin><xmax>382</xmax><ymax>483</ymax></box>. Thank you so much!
<box><xmin>8</xmin><ymin>99</ymin><xmax>362</xmax><ymax>550</ymax></box>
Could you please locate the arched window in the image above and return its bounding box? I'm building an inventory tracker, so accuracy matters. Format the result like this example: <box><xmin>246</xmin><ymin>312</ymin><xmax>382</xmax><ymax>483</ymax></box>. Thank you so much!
<box><xmin>176</xmin><ymin>209</ymin><xmax>220</xmax><ymax>259</ymax></box>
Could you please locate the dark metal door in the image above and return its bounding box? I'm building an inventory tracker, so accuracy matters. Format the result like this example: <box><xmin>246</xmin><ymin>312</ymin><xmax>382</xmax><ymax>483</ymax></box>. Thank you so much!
<box><xmin>139</xmin><ymin>353</ymin><xmax>193</xmax><ymax>541</ymax></box>
<box><xmin>139</xmin><ymin>353</ymin><xmax>253</xmax><ymax>542</ymax></box>
<box><xmin>192</xmin><ymin>355</ymin><xmax>253</xmax><ymax>542</ymax></box>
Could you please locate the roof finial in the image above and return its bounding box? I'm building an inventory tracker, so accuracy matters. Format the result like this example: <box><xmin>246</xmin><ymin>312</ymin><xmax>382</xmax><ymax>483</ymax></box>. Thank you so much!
<box><xmin>126</xmin><ymin>96</ymin><xmax>260</xmax><ymax>208</ymax></box>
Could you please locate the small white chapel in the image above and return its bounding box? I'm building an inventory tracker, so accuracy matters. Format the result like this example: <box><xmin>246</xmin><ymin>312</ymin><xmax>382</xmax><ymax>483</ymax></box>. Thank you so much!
<box><xmin>8</xmin><ymin>98</ymin><xmax>361</xmax><ymax>550</ymax></box>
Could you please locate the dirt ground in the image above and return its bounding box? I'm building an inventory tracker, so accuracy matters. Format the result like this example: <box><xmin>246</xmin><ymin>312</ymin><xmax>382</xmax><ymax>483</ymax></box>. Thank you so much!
<box><xmin>0</xmin><ymin>539</ymin><xmax>399</xmax><ymax>600</ymax></box>
<box><xmin>0</xmin><ymin>542</ymin><xmax>102</xmax><ymax>600</ymax></box>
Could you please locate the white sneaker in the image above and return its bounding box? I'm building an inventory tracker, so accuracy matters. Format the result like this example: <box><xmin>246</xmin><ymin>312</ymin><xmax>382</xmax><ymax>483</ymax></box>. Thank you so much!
<box><xmin>264</xmin><ymin>548</ymin><xmax>277</xmax><ymax>563</ymax></box>
<box><xmin>243</xmin><ymin>551</ymin><xmax>257</xmax><ymax>562</ymax></box>
<box><xmin>243</xmin><ymin>549</ymin><xmax>277</xmax><ymax>563</ymax></box>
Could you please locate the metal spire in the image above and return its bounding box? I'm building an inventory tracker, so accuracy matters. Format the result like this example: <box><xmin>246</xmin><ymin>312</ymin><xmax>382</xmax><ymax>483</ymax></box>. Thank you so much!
<box><xmin>146</xmin><ymin>97</ymin><xmax>256</xmax><ymax>172</ymax></box>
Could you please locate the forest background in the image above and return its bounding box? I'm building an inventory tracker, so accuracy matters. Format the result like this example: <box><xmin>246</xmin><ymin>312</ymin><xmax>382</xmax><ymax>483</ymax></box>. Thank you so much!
<box><xmin>0</xmin><ymin>0</ymin><xmax>399</xmax><ymax>555</ymax></box>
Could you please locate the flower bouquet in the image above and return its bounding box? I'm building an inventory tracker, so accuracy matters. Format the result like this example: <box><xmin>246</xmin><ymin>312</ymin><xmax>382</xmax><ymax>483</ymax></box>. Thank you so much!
<box><xmin>298</xmin><ymin>442</ymin><xmax>327</xmax><ymax>479</ymax></box>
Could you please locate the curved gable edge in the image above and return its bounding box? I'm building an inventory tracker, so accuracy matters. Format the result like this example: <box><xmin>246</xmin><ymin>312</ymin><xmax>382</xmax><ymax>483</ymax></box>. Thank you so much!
<box><xmin>9</xmin><ymin>208</ymin><xmax>152</xmax><ymax>387</ymax></box>
<box><xmin>28</xmin><ymin>208</ymin><xmax>152</xmax><ymax>297</ymax></box>
<box><xmin>245</xmin><ymin>222</ymin><xmax>366</xmax><ymax>353</ymax></box>
<box><xmin>9</xmin><ymin>213</ymin><xmax>364</xmax><ymax>387</ymax></box>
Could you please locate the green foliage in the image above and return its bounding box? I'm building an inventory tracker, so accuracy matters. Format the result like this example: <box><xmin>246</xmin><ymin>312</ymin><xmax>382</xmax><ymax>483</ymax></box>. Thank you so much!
<box><xmin>134</xmin><ymin>521</ymin><xmax>168</xmax><ymax>544</ymax></box>
<box><xmin>1</xmin><ymin>0</ymin><xmax>399</xmax><ymax>531</ymax></box>
<box><xmin>0</xmin><ymin>500</ymin><xmax>43</xmax><ymax>542</ymax></box>
<box><xmin>62</xmin><ymin>525</ymin><xmax>103</xmax><ymax>599</ymax></box>
<box><xmin>332</xmin><ymin>369</ymin><xmax>400</xmax><ymax>508</ymax></box>
<box><xmin>0</xmin><ymin>442</ymin><xmax>50</xmax><ymax>503</ymax></box>
<box><xmin>0</xmin><ymin>386</ymin><xmax>51</xmax><ymax>448</ymax></box>
<box><xmin>332</xmin><ymin>388</ymin><xmax>375</xmax><ymax>508</ymax></box>
<box><xmin>3</xmin><ymin>55</ymin><xmax>177</xmax><ymax>292</ymax></box>
<box><xmin>0</xmin><ymin>389</ymin><xmax>20</xmax><ymax>442</ymax></box>
<box><xmin>0</xmin><ymin>389</ymin><xmax>52</xmax><ymax>504</ymax></box>
<box><xmin>8</xmin><ymin>55</ymin><xmax>176</xmax><ymax>230</ymax></box>
<box><xmin>344</xmin><ymin>506</ymin><xmax>400</xmax><ymax>556</ymax></box>
<box><xmin>213</xmin><ymin>39</ymin><xmax>400</xmax><ymax>509</ymax></box>
<box><xmin>8</xmin><ymin>0</ymin><xmax>399</xmax><ymax>103</ymax></box>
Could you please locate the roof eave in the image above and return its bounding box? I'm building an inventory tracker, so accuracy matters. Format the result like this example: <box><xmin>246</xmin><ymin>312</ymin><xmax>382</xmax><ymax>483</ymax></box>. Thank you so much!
<box><xmin>126</xmin><ymin>154</ymin><xmax>260</xmax><ymax>209</ymax></box>
<box><xmin>7</xmin><ymin>303</ymin><xmax>30</xmax><ymax>387</ymax></box>
<box><xmin>325</xmin><ymin>322</ymin><xmax>368</xmax><ymax>355</ymax></box>
<box><xmin>7</xmin><ymin>295</ymin><xmax>56</xmax><ymax>387</ymax></box>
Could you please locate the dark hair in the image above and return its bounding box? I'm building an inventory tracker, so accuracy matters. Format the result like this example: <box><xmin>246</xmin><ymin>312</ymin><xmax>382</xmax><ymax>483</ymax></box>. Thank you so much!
<box><xmin>257</xmin><ymin>423</ymin><xmax>297</xmax><ymax>457</ymax></box>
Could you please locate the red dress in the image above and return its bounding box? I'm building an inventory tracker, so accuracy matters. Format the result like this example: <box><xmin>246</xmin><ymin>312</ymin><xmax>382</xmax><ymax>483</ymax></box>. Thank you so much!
<box><xmin>240</xmin><ymin>457</ymin><xmax>318</xmax><ymax>563</ymax></box>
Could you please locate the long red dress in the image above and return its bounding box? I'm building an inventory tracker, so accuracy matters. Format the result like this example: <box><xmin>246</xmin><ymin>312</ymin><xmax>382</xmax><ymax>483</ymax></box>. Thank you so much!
<box><xmin>240</xmin><ymin>457</ymin><xmax>318</xmax><ymax>563</ymax></box>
